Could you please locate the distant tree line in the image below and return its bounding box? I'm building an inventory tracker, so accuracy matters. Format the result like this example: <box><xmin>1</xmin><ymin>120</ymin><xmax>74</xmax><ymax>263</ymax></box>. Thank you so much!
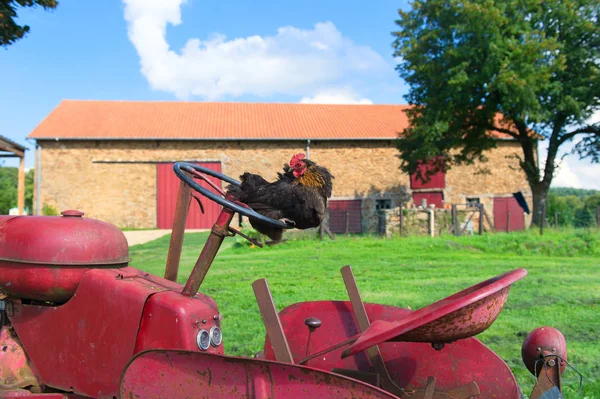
<box><xmin>547</xmin><ymin>187</ymin><xmax>600</xmax><ymax>228</ymax></box>
<box><xmin>0</xmin><ymin>166</ymin><xmax>33</xmax><ymax>214</ymax></box>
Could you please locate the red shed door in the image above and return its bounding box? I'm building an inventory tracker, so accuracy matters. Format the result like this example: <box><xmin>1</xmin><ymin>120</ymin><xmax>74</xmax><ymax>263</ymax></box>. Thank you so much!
<box><xmin>412</xmin><ymin>191</ymin><xmax>444</xmax><ymax>208</ymax></box>
<box><xmin>493</xmin><ymin>197</ymin><xmax>525</xmax><ymax>232</ymax></box>
<box><xmin>157</xmin><ymin>162</ymin><xmax>222</xmax><ymax>229</ymax></box>
<box><xmin>328</xmin><ymin>200</ymin><xmax>362</xmax><ymax>234</ymax></box>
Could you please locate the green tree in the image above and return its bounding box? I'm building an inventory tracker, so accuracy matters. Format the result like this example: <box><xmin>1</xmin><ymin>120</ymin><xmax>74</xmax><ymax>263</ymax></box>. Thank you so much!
<box><xmin>550</xmin><ymin>187</ymin><xmax>599</xmax><ymax>199</ymax></box>
<box><xmin>392</xmin><ymin>0</ymin><xmax>600</xmax><ymax>226</ymax></box>
<box><xmin>583</xmin><ymin>193</ymin><xmax>600</xmax><ymax>224</ymax></box>
<box><xmin>1</xmin><ymin>0</ymin><xmax>58</xmax><ymax>47</ymax></box>
<box><xmin>547</xmin><ymin>194</ymin><xmax>582</xmax><ymax>227</ymax></box>
<box><xmin>0</xmin><ymin>167</ymin><xmax>17</xmax><ymax>214</ymax></box>
<box><xmin>574</xmin><ymin>207</ymin><xmax>595</xmax><ymax>228</ymax></box>
<box><xmin>0</xmin><ymin>166</ymin><xmax>34</xmax><ymax>214</ymax></box>
<box><xmin>25</xmin><ymin>168</ymin><xmax>34</xmax><ymax>211</ymax></box>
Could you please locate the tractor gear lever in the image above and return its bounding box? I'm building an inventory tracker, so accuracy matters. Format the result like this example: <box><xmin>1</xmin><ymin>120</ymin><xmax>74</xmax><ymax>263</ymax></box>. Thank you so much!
<box><xmin>304</xmin><ymin>317</ymin><xmax>322</xmax><ymax>331</ymax></box>
<box><xmin>304</xmin><ymin>317</ymin><xmax>322</xmax><ymax>357</ymax></box>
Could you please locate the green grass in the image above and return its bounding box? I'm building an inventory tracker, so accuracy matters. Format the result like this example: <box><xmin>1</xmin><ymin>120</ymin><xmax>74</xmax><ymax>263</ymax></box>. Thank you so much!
<box><xmin>129</xmin><ymin>229</ymin><xmax>600</xmax><ymax>398</ymax></box>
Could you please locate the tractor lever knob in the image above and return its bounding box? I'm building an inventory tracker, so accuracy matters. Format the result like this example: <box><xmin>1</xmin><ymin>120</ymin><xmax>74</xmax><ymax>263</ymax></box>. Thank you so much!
<box><xmin>304</xmin><ymin>317</ymin><xmax>322</xmax><ymax>332</ymax></box>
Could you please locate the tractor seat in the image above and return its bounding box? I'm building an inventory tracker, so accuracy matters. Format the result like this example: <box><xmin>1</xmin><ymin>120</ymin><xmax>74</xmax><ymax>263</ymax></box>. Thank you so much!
<box><xmin>0</xmin><ymin>211</ymin><xmax>130</xmax><ymax>303</ymax></box>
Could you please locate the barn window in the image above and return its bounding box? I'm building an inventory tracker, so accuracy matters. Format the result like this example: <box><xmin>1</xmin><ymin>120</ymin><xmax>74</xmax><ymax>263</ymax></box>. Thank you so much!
<box><xmin>466</xmin><ymin>197</ymin><xmax>480</xmax><ymax>207</ymax></box>
<box><xmin>376</xmin><ymin>199</ymin><xmax>392</xmax><ymax>210</ymax></box>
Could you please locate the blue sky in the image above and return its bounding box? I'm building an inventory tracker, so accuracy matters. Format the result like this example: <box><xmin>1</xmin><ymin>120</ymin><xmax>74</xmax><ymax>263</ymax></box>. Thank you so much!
<box><xmin>1</xmin><ymin>0</ymin><xmax>598</xmax><ymax>188</ymax></box>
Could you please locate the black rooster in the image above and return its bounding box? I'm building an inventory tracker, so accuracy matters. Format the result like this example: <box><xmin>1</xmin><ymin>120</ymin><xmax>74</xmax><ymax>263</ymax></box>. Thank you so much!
<box><xmin>226</xmin><ymin>153</ymin><xmax>334</xmax><ymax>241</ymax></box>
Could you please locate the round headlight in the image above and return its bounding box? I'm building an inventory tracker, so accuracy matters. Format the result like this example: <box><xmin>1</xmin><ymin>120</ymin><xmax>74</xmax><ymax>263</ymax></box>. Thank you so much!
<box><xmin>196</xmin><ymin>329</ymin><xmax>210</xmax><ymax>351</ymax></box>
<box><xmin>210</xmin><ymin>326</ymin><xmax>222</xmax><ymax>347</ymax></box>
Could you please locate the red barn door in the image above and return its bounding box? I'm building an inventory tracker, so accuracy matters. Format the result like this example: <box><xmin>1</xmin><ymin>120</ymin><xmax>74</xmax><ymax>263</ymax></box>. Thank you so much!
<box><xmin>157</xmin><ymin>162</ymin><xmax>222</xmax><ymax>229</ymax></box>
<box><xmin>328</xmin><ymin>199</ymin><xmax>362</xmax><ymax>234</ymax></box>
<box><xmin>493</xmin><ymin>197</ymin><xmax>525</xmax><ymax>232</ymax></box>
<box><xmin>412</xmin><ymin>191</ymin><xmax>444</xmax><ymax>208</ymax></box>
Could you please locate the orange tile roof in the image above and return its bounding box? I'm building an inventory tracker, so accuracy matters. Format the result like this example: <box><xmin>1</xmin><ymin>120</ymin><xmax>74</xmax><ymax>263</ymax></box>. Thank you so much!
<box><xmin>28</xmin><ymin>100</ymin><xmax>514</xmax><ymax>141</ymax></box>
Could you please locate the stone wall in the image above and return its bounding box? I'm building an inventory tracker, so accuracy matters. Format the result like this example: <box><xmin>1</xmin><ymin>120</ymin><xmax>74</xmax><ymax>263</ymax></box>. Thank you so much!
<box><xmin>34</xmin><ymin>139</ymin><xmax>533</xmax><ymax>230</ymax></box>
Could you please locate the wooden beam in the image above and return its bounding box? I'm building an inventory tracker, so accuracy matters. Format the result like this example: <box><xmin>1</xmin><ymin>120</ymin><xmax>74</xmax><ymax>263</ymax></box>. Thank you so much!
<box><xmin>0</xmin><ymin>143</ymin><xmax>24</xmax><ymax>158</ymax></box>
<box><xmin>18</xmin><ymin>156</ymin><xmax>25</xmax><ymax>215</ymax></box>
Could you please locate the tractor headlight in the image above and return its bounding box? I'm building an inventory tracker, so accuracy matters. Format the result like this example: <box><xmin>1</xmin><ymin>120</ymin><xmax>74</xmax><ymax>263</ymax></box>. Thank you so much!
<box><xmin>196</xmin><ymin>329</ymin><xmax>210</xmax><ymax>351</ymax></box>
<box><xmin>209</xmin><ymin>326</ymin><xmax>222</xmax><ymax>347</ymax></box>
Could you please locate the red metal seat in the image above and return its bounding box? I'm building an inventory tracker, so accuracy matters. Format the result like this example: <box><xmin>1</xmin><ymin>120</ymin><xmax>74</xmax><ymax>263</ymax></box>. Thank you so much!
<box><xmin>342</xmin><ymin>268</ymin><xmax>528</xmax><ymax>358</ymax></box>
<box><xmin>0</xmin><ymin>211</ymin><xmax>130</xmax><ymax>303</ymax></box>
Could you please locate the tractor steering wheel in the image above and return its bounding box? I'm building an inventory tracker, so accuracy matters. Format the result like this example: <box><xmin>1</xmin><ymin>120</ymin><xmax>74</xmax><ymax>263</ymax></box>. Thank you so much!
<box><xmin>173</xmin><ymin>162</ymin><xmax>294</xmax><ymax>229</ymax></box>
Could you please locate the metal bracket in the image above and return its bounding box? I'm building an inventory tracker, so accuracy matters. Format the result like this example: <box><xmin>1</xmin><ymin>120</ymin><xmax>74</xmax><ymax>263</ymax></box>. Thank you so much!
<box><xmin>228</xmin><ymin>226</ymin><xmax>264</xmax><ymax>248</ymax></box>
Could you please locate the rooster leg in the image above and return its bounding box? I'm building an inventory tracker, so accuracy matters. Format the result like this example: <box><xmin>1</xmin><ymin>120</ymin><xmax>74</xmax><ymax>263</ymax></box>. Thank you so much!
<box><xmin>279</xmin><ymin>218</ymin><xmax>296</xmax><ymax>226</ymax></box>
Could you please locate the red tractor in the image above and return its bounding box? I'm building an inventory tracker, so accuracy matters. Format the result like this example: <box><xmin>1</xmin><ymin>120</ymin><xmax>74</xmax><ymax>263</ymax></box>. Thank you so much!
<box><xmin>0</xmin><ymin>162</ymin><xmax>571</xmax><ymax>398</ymax></box>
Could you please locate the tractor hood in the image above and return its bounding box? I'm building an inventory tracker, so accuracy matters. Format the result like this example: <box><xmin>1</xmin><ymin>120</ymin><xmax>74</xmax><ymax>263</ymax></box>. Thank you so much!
<box><xmin>0</xmin><ymin>210</ymin><xmax>130</xmax><ymax>266</ymax></box>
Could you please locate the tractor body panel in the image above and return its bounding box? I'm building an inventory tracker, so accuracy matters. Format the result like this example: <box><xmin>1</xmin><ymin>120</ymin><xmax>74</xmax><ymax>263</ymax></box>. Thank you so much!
<box><xmin>0</xmin><ymin>211</ymin><xmax>129</xmax><ymax>302</ymax></box>
<box><xmin>7</xmin><ymin>267</ymin><xmax>159</xmax><ymax>398</ymax></box>
<box><xmin>121</xmin><ymin>350</ymin><xmax>398</xmax><ymax>399</ymax></box>
<box><xmin>263</xmin><ymin>300</ymin><xmax>520</xmax><ymax>398</ymax></box>
<box><xmin>7</xmin><ymin>265</ymin><xmax>224</xmax><ymax>398</ymax></box>
<box><xmin>134</xmin><ymin>290</ymin><xmax>222</xmax><ymax>355</ymax></box>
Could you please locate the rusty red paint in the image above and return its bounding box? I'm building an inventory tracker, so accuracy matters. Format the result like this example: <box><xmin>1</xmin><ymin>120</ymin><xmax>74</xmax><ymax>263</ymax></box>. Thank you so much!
<box><xmin>262</xmin><ymin>301</ymin><xmax>521</xmax><ymax>398</ymax></box>
<box><xmin>120</xmin><ymin>350</ymin><xmax>399</xmax><ymax>398</ymax></box>
<box><xmin>342</xmin><ymin>268</ymin><xmax>527</xmax><ymax>357</ymax></box>
<box><xmin>0</xmin><ymin>327</ymin><xmax>41</xmax><ymax>391</ymax></box>
<box><xmin>164</xmin><ymin>180</ymin><xmax>192</xmax><ymax>282</ymax></box>
<box><xmin>0</xmin><ymin>391</ymin><xmax>89</xmax><ymax>398</ymax></box>
<box><xmin>7</xmin><ymin>267</ymin><xmax>166</xmax><ymax>397</ymax></box>
<box><xmin>181</xmin><ymin>205</ymin><xmax>235</xmax><ymax>296</ymax></box>
<box><xmin>0</xmin><ymin>212</ymin><xmax>129</xmax><ymax>302</ymax></box>
<box><xmin>522</xmin><ymin>326</ymin><xmax>567</xmax><ymax>376</ymax></box>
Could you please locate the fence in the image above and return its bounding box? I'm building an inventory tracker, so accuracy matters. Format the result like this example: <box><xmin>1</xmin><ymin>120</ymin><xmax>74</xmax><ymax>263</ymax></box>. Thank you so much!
<box><xmin>380</xmin><ymin>203</ymin><xmax>494</xmax><ymax>238</ymax></box>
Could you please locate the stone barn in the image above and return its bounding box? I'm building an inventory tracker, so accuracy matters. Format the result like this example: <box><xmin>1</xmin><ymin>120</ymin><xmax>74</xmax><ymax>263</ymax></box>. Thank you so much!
<box><xmin>27</xmin><ymin>100</ymin><xmax>535</xmax><ymax>233</ymax></box>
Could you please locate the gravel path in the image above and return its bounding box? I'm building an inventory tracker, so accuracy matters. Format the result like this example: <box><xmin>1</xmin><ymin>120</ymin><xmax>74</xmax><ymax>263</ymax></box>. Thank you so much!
<box><xmin>123</xmin><ymin>230</ymin><xmax>172</xmax><ymax>246</ymax></box>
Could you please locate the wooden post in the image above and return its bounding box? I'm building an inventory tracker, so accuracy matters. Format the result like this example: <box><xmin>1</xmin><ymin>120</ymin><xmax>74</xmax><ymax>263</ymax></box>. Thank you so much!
<box><xmin>452</xmin><ymin>204</ymin><xmax>459</xmax><ymax>236</ymax></box>
<box><xmin>345</xmin><ymin>211</ymin><xmax>350</xmax><ymax>235</ymax></box>
<box><xmin>554</xmin><ymin>212</ymin><xmax>559</xmax><ymax>230</ymax></box>
<box><xmin>478</xmin><ymin>204</ymin><xmax>484</xmax><ymax>235</ymax></box>
<box><xmin>506</xmin><ymin>210</ymin><xmax>510</xmax><ymax>233</ymax></box>
<box><xmin>428</xmin><ymin>209</ymin><xmax>435</xmax><ymax>237</ymax></box>
<box><xmin>399</xmin><ymin>202</ymin><xmax>405</xmax><ymax>236</ymax></box>
<box><xmin>17</xmin><ymin>156</ymin><xmax>25</xmax><ymax>215</ymax></box>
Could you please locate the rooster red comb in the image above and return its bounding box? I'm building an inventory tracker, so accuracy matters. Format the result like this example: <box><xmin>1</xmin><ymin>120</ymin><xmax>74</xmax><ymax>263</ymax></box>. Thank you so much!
<box><xmin>289</xmin><ymin>153</ymin><xmax>306</xmax><ymax>167</ymax></box>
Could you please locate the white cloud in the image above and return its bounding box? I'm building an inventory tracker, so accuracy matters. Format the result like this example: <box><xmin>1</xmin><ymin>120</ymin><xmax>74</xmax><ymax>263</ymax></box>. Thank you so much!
<box><xmin>299</xmin><ymin>88</ymin><xmax>373</xmax><ymax>104</ymax></box>
<box><xmin>536</xmin><ymin>110</ymin><xmax>600</xmax><ymax>190</ymax></box>
<box><xmin>551</xmin><ymin>158</ymin><xmax>583</xmax><ymax>188</ymax></box>
<box><xmin>122</xmin><ymin>0</ymin><xmax>388</xmax><ymax>100</ymax></box>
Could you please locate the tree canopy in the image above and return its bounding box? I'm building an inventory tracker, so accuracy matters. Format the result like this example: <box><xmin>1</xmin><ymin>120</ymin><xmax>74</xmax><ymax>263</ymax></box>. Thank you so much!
<box><xmin>1</xmin><ymin>0</ymin><xmax>58</xmax><ymax>47</ymax></box>
<box><xmin>0</xmin><ymin>166</ymin><xmax>34</xmax><ymax>214</ymax></box>
<box><xmin>392</xmin><ymin>0</ymin><xmax>600</xmax><ymax>225</ymax></box>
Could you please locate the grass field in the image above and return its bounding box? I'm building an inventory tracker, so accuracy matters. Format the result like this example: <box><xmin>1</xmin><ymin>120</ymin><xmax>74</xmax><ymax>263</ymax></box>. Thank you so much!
<box><xmin>129</xmin><ymin>229</ymin><xmax>600</xmax><ymax>398</ymax></box>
